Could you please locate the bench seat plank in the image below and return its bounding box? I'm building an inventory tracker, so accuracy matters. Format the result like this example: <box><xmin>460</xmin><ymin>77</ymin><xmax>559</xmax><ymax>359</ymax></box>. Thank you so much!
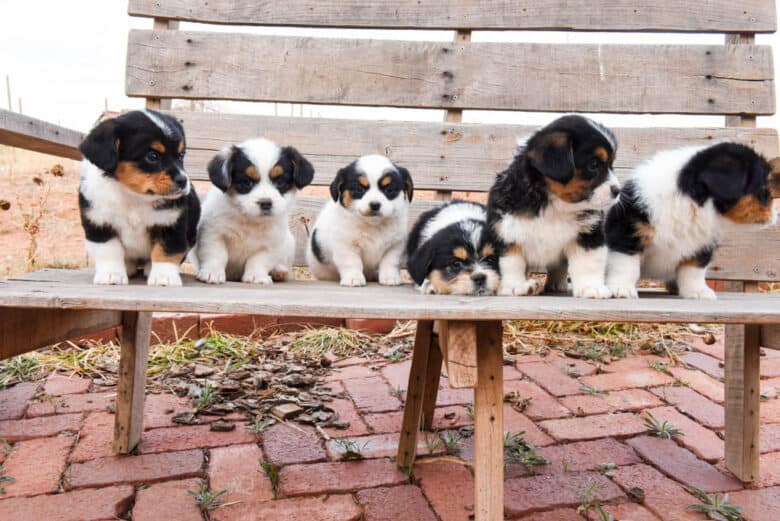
<box><xmin>0</xmin><ymin>109</ymin><xmax>83</xmax><ymax>160</ymax></box>
<box><xmin>127</xmin><ymin>31</ymin><xmax>775</xmax><ymax>115</ymax></box>
<box><xmin>3</xmin><ymin>269</ymin><xmax>780</xmax><ymax>323</ymax></box>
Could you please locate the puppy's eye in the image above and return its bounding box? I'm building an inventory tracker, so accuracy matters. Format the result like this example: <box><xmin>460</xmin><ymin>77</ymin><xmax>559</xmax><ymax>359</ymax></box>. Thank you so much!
<box><xmin>146</xmin><ymin>150</ymin><xmax>161</xmax><ymax>163</ymax></box>
<box><xmin>586</xmin><ymin>158</ymin><xmax>600</xmax><ymax>173</ymax></box>
<box><xmin>450</xmin><ymin>260</ymin><xmax>464</xmax><ymax>270</ymax></box>
<box><xmin>236</xmin><ymin>179</ymin><xmax>253</xmax><ymax>192</ymax></box>
<box><xmin>177</xmin><ymin>153</ymin><xmax>185</xmax><ymax>162</ymax></box>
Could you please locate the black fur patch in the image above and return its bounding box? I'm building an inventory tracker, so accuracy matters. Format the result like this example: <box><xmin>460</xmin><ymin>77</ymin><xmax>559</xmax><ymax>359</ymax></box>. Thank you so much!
<box><xmin>605</xmin><ymin>180</ymin><xmax>652</xmax><ymax>255</ymax></box>
<box><xmin>310</xmin><ymin>228</ymin><xmax>325</xmax><ymax>264</ymax></box>
<box><xmin>150</xmin><ymin>186</ymin><xmax>200</xmax><ymax>257</ymax></box>
<box><xmin>78</xmin><ymin>193</ymin><xmax>117</xmax><ymax>243</ymax></box>
<box><xmin>577</xmin><ymin>212</ymin><xmax>607</xmax><ymax>250</ymax></box>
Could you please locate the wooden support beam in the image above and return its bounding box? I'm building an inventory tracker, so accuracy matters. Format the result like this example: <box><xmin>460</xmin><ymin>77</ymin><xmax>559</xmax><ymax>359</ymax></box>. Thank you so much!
<box><xmin>421</xmin><ymin>327</ymin><xmax>443</xmax><ymax>430</ymax></box>
<box><xmin>0</xmin><ymin>109</ymin><xmax>83</xmax><ymax>160</ymax></box>
<box><xmin>146</xmin><ymin>19</ymin><xmax>180</xmax><ymax>111</ymax></box>
<box><xmin>445</xmin><ymin>321</ymin><xmax>479</xmax><ymax>388</ymax></box>
<box><xmin>113</xmin><ymin>311</ymin><xmax>152</xmax><ymax>454</ymax></box>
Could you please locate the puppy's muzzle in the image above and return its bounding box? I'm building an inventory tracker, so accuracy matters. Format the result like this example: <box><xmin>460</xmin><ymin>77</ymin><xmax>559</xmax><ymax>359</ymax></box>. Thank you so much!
<box><xmin>369</xmin><ymin>201</ymin><xmax>382</xmax><ymax>215</ymax></box>
<box><xmin>258</xmin><ymin>199</ymin><xmax>273</xmax><ymax>215</ymax></box>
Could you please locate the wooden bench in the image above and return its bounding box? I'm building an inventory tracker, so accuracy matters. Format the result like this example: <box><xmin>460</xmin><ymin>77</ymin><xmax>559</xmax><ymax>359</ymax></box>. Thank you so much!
<box><xmin>2</xmin><ymin>2</ymin><xmax>780</xmax><ymax>519</ymax></box>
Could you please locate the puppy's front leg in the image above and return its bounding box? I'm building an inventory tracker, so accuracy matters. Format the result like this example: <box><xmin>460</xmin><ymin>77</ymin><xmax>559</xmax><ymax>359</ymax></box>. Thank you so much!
<box><xmin>677</xmin><ymin>263</ymin><xmax>716</xmax><ymax>300</ymax></box>
<box><xmin>378</xmin><ymin>242</ymin><xmax>404</xmax><ymax>286</ymax></box>
<box><xmin>196</xmin><ymin>237</ymin><xmax>228</xmax><ymax>284</ymax></box>
<box><xmin>242</xmin><ymin>251</ymin><xmax>276</xmax><ymax>285</ymax></box>
<box><xmin>606</xmin><ymin>251</ymin><xmax>641</xmax><ymax>299</ymax></box>
<box><xmin>333</xmin><ymin>247</ymin><xmax>366</xmax><ymax>287</ymax></box>
<box><xmin>88</xmin><ymin>238</ymin><xmax>129</xmax><ymax>285</ymax></box>
<box><xmin>567</xmin><ymin>244</ymin><xmax>611</xmax><ymax>299</ymax></box>
<box><xmin>498</xmin><ymin>245</ymin><xmax>541</xmax><ymax>296</ymax></box>
<box><xmin>148</xmin><ymin>243</ymin><xmax>184</xmax><ymax>287</ymax></box>
<box><xmin>270</xmin><ymin>231</ymin><xmax>295</xmax><ymax>283</ymax></box>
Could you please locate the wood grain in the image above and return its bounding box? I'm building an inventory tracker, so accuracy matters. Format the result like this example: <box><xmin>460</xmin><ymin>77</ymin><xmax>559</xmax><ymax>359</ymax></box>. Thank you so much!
<box><xmin>421</xmin><ymin>331</ymin><xmax>443</xmax><ymax>431</ymax></box>
<box><xmin>127</xmin><ymin>0</ymin><xmax>777</xmax><ymax>33</ymax></box>
<box><xmin>5</xmin><ymin>269</ymin><xmax>780</xmax><ymax>323</ymax></box>
<box><xmin>397</xmin><ymin>320</ymin><xmax>434</xmax><ymax>469</ymax></box>
<box><xmin>174</xmin><ymin>111</ymin><xmax>780</xmax><ymax>191</ymax></box>
<box><xmin>127</xmin><ymin>31</ymin><xmax>774</xmax><ymax>115</ymax></box>
<box><xmin>763</xmin><ymin>325</ymin><xmax>780</xmax><ymax>350</ymax></box>
<box><xmin>445</xmin><ymin>321</ymin><xmax>479</xmax><ymax>389</ymax></box>
<box><xmin>113</xmin><ymin>311</ymin><xmax>152</xmax><ymax>453</ymax></box>
<box><xmin>0</xmin><ymin>109</ymin><xmax>84</xmax><ymax>160</ymax></box>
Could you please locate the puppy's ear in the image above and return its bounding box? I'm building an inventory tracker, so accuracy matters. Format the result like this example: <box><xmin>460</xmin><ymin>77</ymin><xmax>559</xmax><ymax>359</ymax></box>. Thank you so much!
<box><xmin>282</xmin><ymin>146</ymin><xmax>315</xmax><ymax>189</ymax></box>
<box><xmin>698</xmin><ymin>156</ymin><xmax>748</xmax><ymax>202</ymax></box>
<box><xmin>769</xmin><ymin>157</ymin><xmax>780</xmax><ymax>197</ymax></box>
<box><xmin>330</xmin><ymin>167</ymin><xmax>346</xmax><ymax>202</ymax></box>
<box><xmin>407</xmin><ymin>242</ymin><xmax>435</xmax><ymax>286</ymax></box>
<box><xmin>207</xmin><ymin>146</ymin><xmax>237</xmax><ymax>192</ymax></box>
<box><xmin>527</xmin><ymin>131</ymin><xmax>575</xmax><ymax>183</ymax></box>
<box><xmin>79</xmin><ymin>118</ymin><xmax>120</xmax><ymax>173</ymax></box>
<box><xmin>398</xmin><ymin>166</ymin><xmax>414</xmax><ymax>202</ymax></box>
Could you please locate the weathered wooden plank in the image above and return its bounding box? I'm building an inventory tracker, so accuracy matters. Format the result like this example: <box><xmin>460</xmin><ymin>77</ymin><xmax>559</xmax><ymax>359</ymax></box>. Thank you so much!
<box><xmin>763</xmin><ymin>324</ymin><xmax>780</xmax><ymax>350</ymax></box>
<box><xmin>128</xmin><ymin>0</ymin><xmax>777</xmax><ymax>33</ymax></box>
<box><xmin>174</xmin><ymin>112</ymin><xmax>780</xmax><ymax>192</ymax></box>
<box><xmin>4</xmin><ymin>269</ymin><xmax>780</xmax><ymax>324</ymax></box>
<box><xmin>0</xmin><ymin>308</ymin><xmax>121</xmax><ymax>361</ymax></box>
<box><xmin>113</xmin><ymin>311</ymin><xmax>152</xmax><ymax>453</ymax></box>
<box><xmin>421</xmin><ymin>330</ymin><xmax>443</xmax><ymax>430</ymax></box>
<box><xmin>127</xmin><ymin>31</ymin><xmax>775</xmax><ymax>115</ymax></box>
<box><xmin>397</xmin><ymin>319</ymin><xmax>434</xmax><ymax>469</ymax></box>
<box><xmin>445</xmin><ymin>321</ymin><xmax>479</xmax><ymax>389</ymax></box>
<box><xmin>0</xmin><ymin>109</ymin><xmax>83</xmax><ymax>160</ymax></box>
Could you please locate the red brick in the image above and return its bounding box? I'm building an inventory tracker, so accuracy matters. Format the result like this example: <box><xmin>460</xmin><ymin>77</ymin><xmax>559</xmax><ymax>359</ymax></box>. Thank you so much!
<box><xmin>535</xmin><ymin>438</ymin><xmax>641</xmax><ymax>474</ymax></box>
<box><xmin>0</xmin><ymin>485</ymin><xmax>134</xmax><ymax>521</ymax></box>
<box><xmin>761</xmin><ymin>376</ymin><xmax>780</xmax><ymax>395</ymax></box>
<box><xmin>645</xmin><ymin>406</ymin><xmax>723</xmax><ymax>462</ymax></box>
<box><xmin>729</xmin><ymin>486</ymin><xmax>780</xmax><ymax>521</ymax></box>
<box><xmin>539</xmin><ymin>412</ymin><xmax>646</xmax><ymax>442</ymax></box>
<box><xmin>200</xmin><ymin>313</ymin><xmax>277</xmax><ymax>336</ymax></box>
<box><xmin>681</xmin><ymin>352</ymin><xmax>724</xmax><ymax>380</ymax></box>
<box><xmin>521</xmin><ymin>509</ymin><xmax>583</xmax><ymax>521</ymax></box>
<box><xmin>761</xmin><ymin>357</ymin><xmax>780</xmax><ymax>379</ymax></box>
<box><xmin>761</xmin><ymin>398</ymin><xmax>780</xmax><ymax>424</ymax></box>
<box><xmin>0</xmin><ymin>413</ymin><xmax>81</xmax><ymax>441</ymax></box>
<box><xmin>151</xmin><ymin>312</ymin><xmax>199</xmax><ymax>343</ymax></box>
<box><xmin>276</xmin><ymin>315</ymin><xmax>345</xmax><ymax>333</ymax></box>
<box><xmin>323</xmin><ymin>398</ymin><xmax>371</xmax><ymax>437</ymax></box>
<box><xmin>518</xmin><ymin>362</ymin><xmax>582</xmax><ymax>396</ymax></box>
<box><xmin>216</xmin><ymin>494</ymin><xmax>361</xmax><ymax>521</ymax></box>
<box><xmin>380</xmin><ymin>360</ymin><xmax>411</xmax><ymax>390</ymax></box>
<box><xmin>761</xmin><ymin>423</ymin><xmax>780</xmax><ymax>453</ymax></box>
<box><xmin>43</xmin><ymin>374</ymin><xmax>91</xmax><ymax>395</ymax></box>
<box><xmin>435</xmin><ymin>388</ymin><xmax>474</xmax><ymax>407</ymax></box>
<box><xmin>143</xmin><ymin>393</ymin><xmax>190</xmax><ymax>430</ymax></box>
<box><xmin>210</xmin><ymin>444</ymin><xmax>274</xmax><ymax>504</ymax></box>
<box><xmin>346</xmin><ymin>318</ymin><xmax>398</xmax><ymax>334</ymax></box>
<box><xmin>343</xmin><ymin>377</ymin><xmax>402</xmax><ymax>412</ymax></box>
<box><xmin>1</xmin><ymin>435</ymin><xmax>73</xmax><ymax>497</ymax></box>
<box><xmin>71</xmin><ymin>326</ymin><xmax>119</xmax><ymax>345</ymax></box>
<box><xmin>755</xmin><ymin>451</ymin><xmax>780</xmax><ymax>487</ymax></box>
<box><xmin>327</xmin><ymin>432</ymin><xmax>443</xmax><ymax>460</ymax></box>
<box><xmin>334</xmin><ymin>356</ymin><xmax>373</xmax><ymax>367</ymax></box>
<box><xmin>505</xmin><ymin>404</ymin><xmax>555</xmax><ymax>446</ymax></box>
<box><xmin>669</xmin><ymin>367</ymin><xmax>724</xmax><ymax>403</ymax></box>
<box><xmin>651</xmin><ymin>386</ymin><xmax>724</xmax><ymax>429</ymax></box>
<box><xmin>547</xmin><ymin>356</ymin><xmax>599</xmax><ymax>377</ymax></box>
<box><xmin>71</xmin><ymin>412</ymin><xmax>114</xmax><ymax>462</ymax></box>
<box><xmin>262</xmin><ymin>422</ymin><xmax>326</xmax><ymax>465</ymax></box>
<box><xmin>0</xmin><ymin>382</ymin><xmax>39</xmax><ymax>420</ymax></box>
<box><xmin>133</xmin><ymin>478</ymin><xmax>203</xmax><ymax>521</ymax></box>
<box><xmin>279</xmin><ymin>459</ymin><xmax>407</xmax><ymax>497</ymax></box>
<box><xmin>364</xmin><ymin>405</ymin><xmax>472</xmax><ymax>434</ymax></box>
<box><xmin>358</xmin><ymin>485</ymin><xmax>437</xmax><ymax>521</ymax></box>
<box><xmin>612</xmin><ymin>464</ymin><xmax>702</xmax><ymax>521</ymax></box>
<box><xmin>685</xmin><ymin>333</ymin><xmax>725</xmax><ymax>360</ymax></box>
<box><xmin>504</xmin><ymin>364</ymin><xmax>524</xmax><ymax>381</ymax></box>
<box><xmin>559</xmin><ymin>389</ymin><xmax>662</xmax><ymax>416</ymax></box>
<box><xmin>504</xmin><ymin>472</ymin><xmax>624</xmax><ymax>517</ymax></box>
<box><xmin>327</xmin><ymin>364</ymin><xmax>378</xmax><ymax>382</ymax></box>
<box><xmin>138</xmin><ymin>423</ymin><xmax>255</xmax><ymax>454</ymax></box>
<box><xmin>598</xmin><ymin>355</ymin><xmax>667</xmax><ymax>373</ymax></box>
<box><xmin>580</xmin><ymin>369</ymin><xmax>674</xmax><ymax>391</ymax></box>
<box><xmin>27</xmin><ymin>391</ymin><xmax>114</xmax><ymax>417</ymax></box>
<box><xmin>586</xmin><ymin>503</ymin><xmax>661</xmax><ymax>521</ymax></box>
<box><xmin>416</xmin><ymin>460</ymin><xmax>474</xmax><ymax>521</ymax></box>
<box><xmin>627</xmin><ymin>436</ymin><xmax>741</xmax><ymax>492</ymax></box>
<box><xmin>66</xmin><ymin>449</ymin><xmax>204</xmax><ymax>489</ymax></box>
<box><xmin>504</xmin><ymin>380</ymin><xmax>571</xmax><ymax>420</ymax></box>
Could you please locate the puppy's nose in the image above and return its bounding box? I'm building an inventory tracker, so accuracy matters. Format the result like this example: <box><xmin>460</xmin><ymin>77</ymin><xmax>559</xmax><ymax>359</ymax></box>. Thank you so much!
<box><xmin>369</xmin><ymin>201</ymin><xmax>381</xmax><ymax>213</ymax></box>
<box><xmin>258</xmin><ymin>199</ymin><xmax>273</xmax><ymax>211</ymax></box>
<box><xmin>174</xmin><ymin>176</ymin><xmax>188</xmax><ymax>190</ymax></box>
<box><xmin>471</xmin><ymin>273</ymin><xmax>487</xmax><ymax>286</ymax></box>
<box><xmin>610</xmin><ymin>185</ymin><xmax>621</xmax><ymax>198</ymax></box>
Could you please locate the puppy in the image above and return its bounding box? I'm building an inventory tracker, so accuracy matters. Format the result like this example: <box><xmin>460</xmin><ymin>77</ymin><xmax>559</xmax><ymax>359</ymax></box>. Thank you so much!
<box><xmin>194</xmin><ymin>138</ymin><xmax>314</xmax><ymax>284</ymax></box>
<box><xmin>606</xmin><ymin>142</ymin><xmax>780</xmax><ymax>299</ymax></box>
<box><xmin>486</xmin><ymin>115</ymin><xmax>620</xmax><ymax>298</ymax></box>
<box><xmin>407</xmin><ymin>200</ymin><xmax>500</xmax><ymax>295</ymax></box>
<box><xmin>307</xmin><ymin>155</ymin><xmax>413</xmax><ymax>286</ymax></box>
<box><xmin>78</xmin><ymin>110</ymin><xmax>200</xmax><ymax>286</ymax></box>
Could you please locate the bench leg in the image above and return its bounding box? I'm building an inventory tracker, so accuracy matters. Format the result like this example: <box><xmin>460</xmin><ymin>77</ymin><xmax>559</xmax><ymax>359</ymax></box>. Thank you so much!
<box><xmin>421</xmin><ymin>322</ymin><xmax>444</xmax><ymax>430</ymax></box>
<box><xmin>725</xmin><ymin>323</ymin><xmax>761</xmax><ymax>482</ymax></box>
<box><xmin>397</xmin><ymin>320</ymin><xmax>435</xmax><ymax>470</ymax></box>
<box><xmin>113</xmin><ymin>311</ymin><xmax>152</xmax><ymax>453</ymax></box>
<box><xmin>474</xmin><ymin>321</ymin><xmax>504</xmax><ymax>521</ymax></box>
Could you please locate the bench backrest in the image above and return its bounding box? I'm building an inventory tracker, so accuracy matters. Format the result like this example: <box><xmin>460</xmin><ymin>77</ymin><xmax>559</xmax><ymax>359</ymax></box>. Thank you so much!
<box><xmin>127</xmin><ymin>0</ymin><xmax>779</xmax><ymax>283</ymax></box>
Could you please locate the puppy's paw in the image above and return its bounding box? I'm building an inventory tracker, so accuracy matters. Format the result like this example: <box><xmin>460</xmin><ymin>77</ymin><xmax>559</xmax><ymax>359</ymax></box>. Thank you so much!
<box><xmin>340</xmin><ymin>272</ymin><xmax>367</xmax><ymax>287</ymax></box>
<box><xmin>270</xmin><ymin>267</ymin><xmax>290</xmax><ymax>282</ymax></box>
<box><xmin>242</xmin><ymin>271</ymin><xmax>273</xmax><ymax>285</ymax></box>
<box><xmin>93</xmin><ymin>270</ymin><xmax>128</xmax><ymax>285</ymax></box>
<box><xmin>197</xmin><ymin>269</ymin><xmax>226</xmax><ymax>284</ymax></box>
<box><xmin>609</xmin><ymin>285</ymin><xmax>638</xmax><ymax>299</ymax></box>
<box><xmin>499</xmin><ymin>279</ymin><xmax>542</xmax><ymax>296</ymax></box>
<box><xmin>147</xmin><ymin>263</ymin><xmax>182</xmax><ymax>287</ymax></box>
<box><xmin>545</xmin><ymin>279</ymin><xmax>571</xmax><ymax>294</ymax></box>
<box><xmin>574</xmin><ymin>285</ymin><xmax>612</xmax><ymax>299</ymax></box>
<box><xmin>419</xmin><ymin>279</ymin><xmax>435</xmax><ymax>294</ymax></box>
<box><xmin>378</xmin><ymin>269</ymin><xmax>403</xmax><ymax>286</ymax></box>
<box><xmin>680</xmin><ymin>286</ymin><xmax>717</xmax><ymax>300</ymax></box>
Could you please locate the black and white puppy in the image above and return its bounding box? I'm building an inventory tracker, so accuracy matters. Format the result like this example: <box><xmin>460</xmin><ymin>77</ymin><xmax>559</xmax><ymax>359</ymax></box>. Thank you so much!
<box><xmin>487</xmin><ymin>115</ymin><xmax>620</xmax><ymax>298</ymax></box>
<box><xmin>606</xmin><ymin>143</ymin><xmax>779</xmax><ymax>299</ymax></box>
<box><xmin>194</xmin><ymin>138</ymin><xmax>314</xmax><ymax>284</ymax></box>
<box><xmin>307</xmin><ymin>155</ymin><xmax>413</xmax><ymax>286</ymax></box>
<box><xmin>407</xmin><ymin>200</ymin><xmax>500</xmax><ymax>295</ymax></box>
<box><xmin>78</xmin><ymin>110</ymin><xmax>200</xmax><ymax>286</ymax></box>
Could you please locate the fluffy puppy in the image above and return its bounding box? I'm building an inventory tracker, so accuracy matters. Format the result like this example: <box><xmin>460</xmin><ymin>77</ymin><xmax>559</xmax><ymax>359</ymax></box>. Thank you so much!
<box><xmin>194</xmin><ymin>138</ymin><xmax>314</xmax><ymax>284</ymax></box>
<box><xmin>606</xmin><ymin>143</ymin><xmax>779</xmax><ymax>299</ymax></box>
<box><xmin>307</xmin><ymin>155</ymin><xmax>413</xmax><ymax>286</ymax></box>
<box><xmin>78</xmin><ymin>110</ymin><xmax>200</xmax><ymax>286</ymax></box>
<box><xmin>487</xmin><ymin>115</ymin><xmax>620</xmax><ymax>298</ymax></box>
<box><xmin>407</xmin><ymin>200</ymin><xmax>500</xmax><ymax>295</ymax></box>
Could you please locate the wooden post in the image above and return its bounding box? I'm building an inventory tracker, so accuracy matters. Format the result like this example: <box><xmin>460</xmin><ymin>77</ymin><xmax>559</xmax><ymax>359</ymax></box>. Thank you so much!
<box><xmin>146</xmin><ymin>19</ymin><xmax>180</xmax><ymax>111</ymax></box>
<box><xmin>474</xmin><ymin>321</ymin><xmax>504</xmax><ymax>521</ymax></box>
<box><xmin>445</xmin><ymin>321</ymin><xmax>479</xmax><ymax>388</ymax></box>
<box><xmin>113</xmin><ymin>311</ymin><xmax>152</xmax><ymax>453</ymax></box>
<box><xmin>420</xmin><ymin>331</ymin><xmax>443</xmax><ymax>430</ymax></box>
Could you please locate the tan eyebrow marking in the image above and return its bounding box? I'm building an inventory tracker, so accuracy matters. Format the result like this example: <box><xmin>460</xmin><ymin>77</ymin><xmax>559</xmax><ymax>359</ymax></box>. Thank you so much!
<box><xmin>150</xmin><ymin>141</ymin><xmax>166</xmax><ymax>153</ymax></box>
<box><xmin>480</xmin><ymin>244</ymin><xmax>495</xmax><ymax>257</ymax></box>
<box><xmin>270</xmin><ymin>165</ymin><xmax>284</xmax><ymax>179</ymax></box>
<box><xmin>453</xmin><ymin>247</ymin><xmax>469</xmax><ymax>261</ymax></box>
<box><xmin>178</xmin><ymin>141</ymin><xmax>185</xmax><ymax>153</ymax></box>
<box><xmin>246</xmin><ymin>166</ymin><xmax>260</xmax><ymax>180</ymax></box>
<box><xmin>594</xmin><ymin>147</ymin><xmax>609</xmax><ymax>162</ymax></box>
<box><xmin>358</xmin><ymin>176</ymin><xmax>370</xmax><ymax>188</ymax></box>
<box><xmin>380</xmin><ymin>176</ymin><xmax>392</xmax><ymax>187</ymax></box>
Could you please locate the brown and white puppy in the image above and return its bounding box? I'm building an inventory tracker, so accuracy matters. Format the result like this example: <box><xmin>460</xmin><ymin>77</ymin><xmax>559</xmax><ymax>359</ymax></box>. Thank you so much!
<box><xmin>78</xmin><ymin>110</ymin><xmax>200</xmax><ymax>286</ymax></box>
<box><xmin>606</xmin><ymin>143</ymin><xmax>780</xmax><ymax>299</ymax></box>
<box><xmin>486</xmin><ymin>115</ymin><xmax>620</xmax><ymax>298</ymax></box>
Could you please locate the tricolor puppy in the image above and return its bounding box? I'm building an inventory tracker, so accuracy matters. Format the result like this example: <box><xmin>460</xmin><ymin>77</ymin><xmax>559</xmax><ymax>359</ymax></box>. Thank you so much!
<box><xmin>194</xmin><ymin>138</ymin><xmax>314</xmax><ymax>285</ymax></box>
<box><xmin>407</xmin><ymin>200</ymin><xmax>500</xmax><ymax>295</ymax></box>
<box><xmin>78</xmin><ymin>110</ymin><xmax>200</xmax><ymax>286</ymax></box>
<box><xmin>606</xmin><ymin>142</ymin><xmax>780</xmax><ymax>299</ymax></box>
<box><xmin>307</xmin><ymin>155</ymin><xmax>413</xmax><ymax>286</ymax></box>
<box><xmin>487</xmin><ymin>115</ymin><xmax>620</xmax><ymax>298</ymax></box>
